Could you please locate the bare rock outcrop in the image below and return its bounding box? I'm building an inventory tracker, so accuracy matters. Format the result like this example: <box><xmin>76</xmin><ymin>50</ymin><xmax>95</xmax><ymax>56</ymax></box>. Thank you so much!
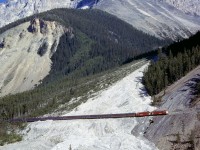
<box><xmin>28</xmin><ymin>18</ymin><xmax>63</xmax><ymax>35</ymax></box>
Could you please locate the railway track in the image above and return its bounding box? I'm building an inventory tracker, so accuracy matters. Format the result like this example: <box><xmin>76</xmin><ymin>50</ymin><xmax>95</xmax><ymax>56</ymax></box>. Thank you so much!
<box><xmin>7</xmin><ymin>110</ymin><xmax>168</xmax><ymax>123</ymax></box>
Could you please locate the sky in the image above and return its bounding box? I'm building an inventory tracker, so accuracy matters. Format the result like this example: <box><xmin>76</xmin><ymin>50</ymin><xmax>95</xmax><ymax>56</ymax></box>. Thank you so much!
<box><xmin>0</xmin><ymin>0</ymin><xmax>6</xmax><ymax>3</ymax></box>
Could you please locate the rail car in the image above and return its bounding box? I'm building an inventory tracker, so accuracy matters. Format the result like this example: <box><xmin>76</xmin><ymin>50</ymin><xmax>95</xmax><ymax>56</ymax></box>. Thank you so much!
<box><xmin>8</xmin><ymin>110</ymin><xmax>168</xmax><ymax>123</ymax></box>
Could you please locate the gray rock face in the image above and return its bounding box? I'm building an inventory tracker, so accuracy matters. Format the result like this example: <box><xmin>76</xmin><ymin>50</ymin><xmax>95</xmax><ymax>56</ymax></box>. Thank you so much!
<box><xmin>164</xmin><ymin>0</ymin><xmax>200</xmax><ymax>16</ymax></box>
<box><xmin>1</xmin><ymin>0</ymin><xmax>200</xmax><ymax>40</ymax></box>
<box><xmin>0</xmin><ymin>0</ymin><xmax>80</xmax><ymax>28</ymax></box>
<box><xmin>95</xmin><ymin>0</ymin><xmax>200</xmax><ymax>40</ymax></box>
<box><xmin>134</xmin><ymin>66</ymin><xmax>200</xmax><ymax>150</ymax></box>
<box><xmin>28</xmin><ymin>18</ymin><xmax>56</xmax><ymax>34</ymax></box>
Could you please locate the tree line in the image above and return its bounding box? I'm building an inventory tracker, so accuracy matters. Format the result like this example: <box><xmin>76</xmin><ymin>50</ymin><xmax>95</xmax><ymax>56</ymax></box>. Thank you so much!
<box><xmin>143</xmin><ymin>31</ymin><xmax>200</xmax><ymax>96</ymax></box>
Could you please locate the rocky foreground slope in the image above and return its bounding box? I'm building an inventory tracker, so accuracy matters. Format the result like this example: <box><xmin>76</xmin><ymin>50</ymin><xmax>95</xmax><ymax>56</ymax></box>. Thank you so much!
<box><xmin>134</xmin><ymin>65</ymin><xmax>200</xmax><ymax>150</ymax></box>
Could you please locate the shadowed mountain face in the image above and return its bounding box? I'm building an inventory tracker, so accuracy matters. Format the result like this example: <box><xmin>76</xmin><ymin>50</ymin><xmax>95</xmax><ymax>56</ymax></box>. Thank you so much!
<box><xmin>76</xmin><ymin>0</ymin><xmax>99</xmax><ymax>8</ymax></box>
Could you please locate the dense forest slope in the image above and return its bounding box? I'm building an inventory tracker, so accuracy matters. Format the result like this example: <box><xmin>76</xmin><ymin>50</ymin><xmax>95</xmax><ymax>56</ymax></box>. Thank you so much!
<box><xmin>42</xmin><ymin>9</ymin><xmax>167</xmax><ymax>83</ymax></box>
<box><xmin>143</xmin><ymin>31</ymin><xmax>200</xmax><ymax>96</ymax></box>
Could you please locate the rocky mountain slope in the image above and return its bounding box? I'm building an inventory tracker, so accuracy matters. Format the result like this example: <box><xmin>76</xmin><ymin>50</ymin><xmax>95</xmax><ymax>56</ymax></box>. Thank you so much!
<box><xmin>0</xmin><ymin>0</ymin><xmax>80</xmax><ymax>28</ymax></box>
<box><xmin>1</xmin><ymin>0</ymin><xmax>200</xmax><ymax>40</ymax></box>
<box><xmin>165</xmin><ymin>0</ymin><xmax>200</xmax><ymax>16</ymax></box>
<box><xmin>135</xmin><ymin>65</ymin><xmax>200</xmax><ymax>150</ymax></box>
<box><xmin>0</xmin><ymin>18</ymin><xmax>67</xmax><ymax>97</ymax></box>
<box><xmin>95</xmin><ymin>0</ymin><xmax>200</xmax><ymax>40</ymax></box>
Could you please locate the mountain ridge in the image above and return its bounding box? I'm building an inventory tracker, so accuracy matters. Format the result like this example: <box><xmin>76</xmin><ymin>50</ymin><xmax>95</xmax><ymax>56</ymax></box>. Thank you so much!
<box><xmin>95</xmin><ymin>0</ymin><xmax>200</xmax><ymax>40</ymax></box>
<box><xmin>1</xmin><ymin>0</ymin><xmax>200</xmax><ymax>40</ymax></box>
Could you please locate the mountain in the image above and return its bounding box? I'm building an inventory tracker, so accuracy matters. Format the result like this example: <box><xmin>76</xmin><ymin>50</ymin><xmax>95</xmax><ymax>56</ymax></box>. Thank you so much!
<box><xmin>0</xmin><ymin>8</ymin><xmax>166</xmax><ymax>148</ymax></box>
<box><xmin>0</xmin><ymin>1</ymin><xmax>199</xmax><ymax>149</ymax></box>
<box><xmin>95</xmin><ymin>0</ymin><xmax>200</xmax><ymax>40</ymax></box>
<box><xmin>1</xmin><ymin>0</ymin><xmax>200</xmax><ymax>40</ymax></box>
<box><xmin>0</xmin><ymin>0</ymin><xmax>80</xmax><ymax>27</ymax></box>
<box><xmin>0</xmin><ymin>8</ymin><xmax>165</xmax><ymax>117</ymax></box>
<box><xmin>164</xmin><ymin>0</ymin><xmax>200</xmax><ymax>16</ymax></box>
<box><xmin>143</xmin><ymin>31</ymin><xmax>200</xmax><ymax>96</ymax></box>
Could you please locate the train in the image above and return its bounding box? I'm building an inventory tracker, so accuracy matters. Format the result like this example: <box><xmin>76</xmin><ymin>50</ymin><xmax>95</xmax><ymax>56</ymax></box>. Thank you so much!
<box><xmin>8</xmin><ymin>110</ymin><xmax>168</xmax><ymax>123</ymax></box>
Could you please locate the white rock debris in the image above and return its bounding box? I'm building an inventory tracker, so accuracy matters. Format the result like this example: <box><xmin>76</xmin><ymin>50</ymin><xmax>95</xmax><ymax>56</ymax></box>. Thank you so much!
<box><xmin>0</xmin><ymin>64</ymin><xmax>158</xmax><ymax>150</ymax></box>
